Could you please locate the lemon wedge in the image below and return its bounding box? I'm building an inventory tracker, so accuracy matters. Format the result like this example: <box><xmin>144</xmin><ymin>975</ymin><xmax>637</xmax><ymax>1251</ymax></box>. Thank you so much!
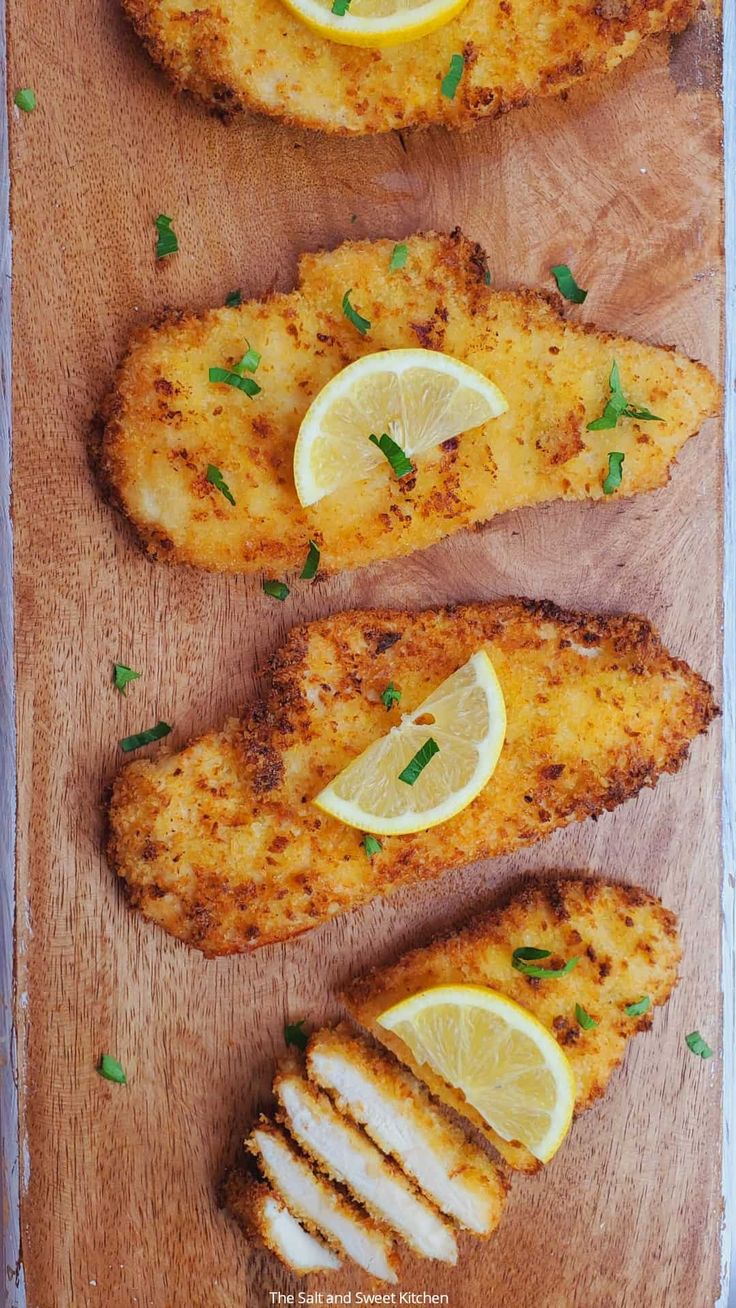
<box><xmin>293</xmin><ymin>349</ymin><xmax>507</xmax><ymax>508</ymax></box>
<box><xmin>377</xmin><ymin>985</ymin><xmax>576</xmax><ymax>1162</ymax></box>
<box><xmin>279</xmin><ymin>0</ymin><xmax>472</xmax><ymax>48</ymax></box>
<box><xmin>314</xmin><ymin>650</ymin><xmax>506</xmax><ymax>836</ymax></box>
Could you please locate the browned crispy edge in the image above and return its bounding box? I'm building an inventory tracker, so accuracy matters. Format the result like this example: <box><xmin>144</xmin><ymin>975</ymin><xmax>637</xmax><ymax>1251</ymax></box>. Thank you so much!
<box><xmin>120</xmin><ymin>0</ymin><xmax>700</xmax><ymax>135</ymax></box>
<box><xmin>92</xmin><ymin>226</ymin><xmax>719</xmax><ymax>574</ymax></box>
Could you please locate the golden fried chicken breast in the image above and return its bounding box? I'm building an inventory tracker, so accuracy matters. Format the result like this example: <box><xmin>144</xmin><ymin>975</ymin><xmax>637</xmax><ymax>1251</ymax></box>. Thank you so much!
<box><xmin>122</xmin><ymin>0</ymin><xmax>698</xmax><ymax>135</ymax></box>
<box><xmin>274</xmin><ymin>1067</ymin><xmax>458</xmax><ymax>1262</ymax></box>
<box><xmin>307</xmin><ymin>1025</ymin><xmax>509</xmax><ymax>1234</ymax></box>
<box><xmin>247</xmin><ymin>1118</ymin><xmax>399</xmax><ymax>1281</ymax></box>
<box><xmin>223</xmin><ymin>1171</ymin><xmax>342</xmax><ymax>1273</ymax></box>
<box><xmin>345</xmin><ymin>878</ymin><xmax>682</xmax><ymax>1172</ymax></box>
<box><xmin>107</xmin><ymin>598</ymin><xmax>717</xmax><ymax>956</ymax></box>
<box><xmin>97</xmin><ymin>232</ymin><xmax>718</xmax><ymax>575</ymax></box>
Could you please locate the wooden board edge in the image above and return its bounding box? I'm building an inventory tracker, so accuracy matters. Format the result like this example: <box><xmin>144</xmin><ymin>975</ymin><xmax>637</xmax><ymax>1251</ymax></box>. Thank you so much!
<box><xmin>0</xmin><ymin>3</ymin><xmax>25</xmax><ymax>1305</ymax></box>
<box><xmin>719</xmin><ymin>2</ymin><xmax>736</xmax><ymax>1303</ymax></box>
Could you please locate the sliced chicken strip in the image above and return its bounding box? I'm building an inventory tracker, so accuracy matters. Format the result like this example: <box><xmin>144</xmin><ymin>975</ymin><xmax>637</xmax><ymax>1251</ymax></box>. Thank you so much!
<box><xmin>307</xmin><ymin>1026</ymin><xmax>509</xmax><ymax>1236</ymax></box>
<box><xmin>223</xmin><ymin>1170</ymin><xmax>341</xmax><ymax>1275</ymax></box>
<box><xmin>274</xmin><ymin>1068</ymin><xmax>457</xmax><ymax>1264</ymax></box>
<box><xmin>248</xmin><ymin>1118</ymin><xmax>398</xmax><ymax>1283</ymax></box>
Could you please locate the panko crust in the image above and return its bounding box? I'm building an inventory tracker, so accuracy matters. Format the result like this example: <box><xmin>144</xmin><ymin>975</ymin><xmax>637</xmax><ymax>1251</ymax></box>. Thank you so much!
<box><xmin>121</xmin><ymin>0</ymin><xmax>700</xmax><ymax>135</ymax></box>
<box><xmin>107</xmin><ymin>597</ymin><xmax>717</xmax><ymax>956</ymax></box>
<box><xmin>344</xmin><ymin>877</ymin><xmax>682</xmax><ymax>1171</ymax></box>
<box><xmin>96</xmin><ymin>231</ymin><xmax>720</xmax><ymax>576</ymax></box>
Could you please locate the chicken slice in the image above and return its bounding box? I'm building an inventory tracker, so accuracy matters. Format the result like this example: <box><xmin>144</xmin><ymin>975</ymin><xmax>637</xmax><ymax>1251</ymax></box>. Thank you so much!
<box><xmin>223</xmin><ymin>1170</ymin><xmax>341</xmax><ymax>1275</ymax></box>
<box><xmin>307</xmin><ymin>1025</ymin><xmax>508</xmax><ymax>1236</ymax></box>
<box><xmin>248</xmin><ymin>1118</ymin><xmax>398</xmax><ymax>1283</ymax></box>
<box><xmin>274</xmin><ymin>1067</ymin><xmax>457</xmax><ymax>1264</ymax></box>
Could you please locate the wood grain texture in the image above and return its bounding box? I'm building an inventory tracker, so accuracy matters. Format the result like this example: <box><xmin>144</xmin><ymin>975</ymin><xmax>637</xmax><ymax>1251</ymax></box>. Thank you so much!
<box><xmin>7</xmin><ymin>3</ymin><xmax>723</xmax><ymax>1305</ymax></box>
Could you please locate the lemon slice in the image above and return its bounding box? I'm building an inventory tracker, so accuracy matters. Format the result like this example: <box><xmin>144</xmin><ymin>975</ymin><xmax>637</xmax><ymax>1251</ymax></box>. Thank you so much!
<box><xmin>314</xmin><ymin>650</ymin><xmax>506</xmax><ymax>836</ymax></box>
<box><xmin>279</xmin><ymin>0</ymin><xmax>471</xmax><ymax>49</ymax></box>
<box><xmin>377</xmin><ymin>985</ymin><xmax>575</xmax><ymax>1162</ymax></box>
<box><xmin>293</xmin><ymin>349</ymin><xmax>507</xmax><ymax>508</ymax></box>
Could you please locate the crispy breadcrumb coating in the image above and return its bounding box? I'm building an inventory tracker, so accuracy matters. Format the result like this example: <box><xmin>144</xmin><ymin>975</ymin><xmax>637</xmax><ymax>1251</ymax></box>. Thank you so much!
<box><xmin>97</xmin><ymin>232</ymin><xmax>719</xmax><ymax>576</ymax></box>
<box><xmin>107</xmin><ymin>598</ymin><xmax>717</xmax><ymax>956</ymax></box>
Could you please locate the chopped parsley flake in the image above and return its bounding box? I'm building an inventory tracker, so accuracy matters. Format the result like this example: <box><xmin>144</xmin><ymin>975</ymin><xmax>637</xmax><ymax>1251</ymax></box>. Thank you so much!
<box><xmin>381</xmin><ymin>682</ymin><xmax>401</xmax><ymax>711</ymax></box>
<box><xmin>389</xmin><ymin>243</ymin><xmax>408</xmax><ymax>272</ymax></box>
<box><xmin>208</xmin><ymin>367</ymin><xmax>261</xmax><ymax>397</ymax></box>
<box><xmin>511</xmin><ymin>947</ymin><xmax>580</xmax><ymax>978</ymax></box>
<box><xmin>363</xmin><ymin>835</ymin><xmax>383</xmax><ymax>857</ymax></box>
<box><xmin>225</xmin><ymin>289</ymin><xmax>242</xmax><ymax>307</ymax></box>
<box><xmin>551</xmin><ymin>264</ymin><xmax>588</xmax><ymax>304</ymax></box>
<box><xmin>263</xmin><ymin>580</ymin><xmax>290</xmax><ymax>602</ymax></box>
<box><xmin>113</xmin><ymin>664</ymin><xmax>141</xmax><ymax>695</ymax></box>
<box><xmin>625</xmin><ymin>996</ymin><xmax>651</xmax><ymax>1017</ymax></box>
<box><xmin>685</xmin><ymin>1030</ymin><xmax>713</xmax><ymax>1059</ymax></box>
<box><xmin>602</xmin><ymin>451</ymin><xmax>625</xmax><ymax>495</ymax></box>
<box><xmin>575</xmin><ymin>1003</ymin><xmax>597</xmax><ymax>1030</ymax></box>
<box><xmin>154</xmin><ymin>213</ymin><xmax>178</xmax><ymax>260</ymax></box>
<box><xmin>119</xmin><ymin>722</ymin><xmax>172</xmax><ymax>753</ymax></box>
<box><xmin>398</xmin><ymin>738</ymin><xmax>439</xmax><ymax>786</ymax></box>
<box><xmin>342</xmin><ymin>289</ymin><xmax>371</xmax><ymax>335</ymax></box>
<box><xmin>441</xmin><ymin>54</ymin><xmax>465</xmax><ymax>100</ymax></box>
<box><xmin>206</xmin><ymin>464</ymin><xmax>236</xmax><ymax>506</ymax></box>
<box><xmin>97</xmin><ymin>1054</ymin><xmax>126</xmax><ymax>1084</ymax></box>
<box><xmin>300</xmin><ymin>540</ymin><xmax>320</xmax><ymax>580</ymax></box>
<box><xmin>285</xmin><ymin>1020</ymin><xmax>309</xmax><ymax>1050</ymax></box>
<box><xmin>587</xmin><ymin>360</ymin><xmax>663</xmax><ymax>431</ymax></box>
<box><xmin>14</xmin><ymin>88</ymin><xmax>37</xmax><ymax>113</ymax></box>
<box><xmin>369</xmin><ymin>431</ymin><xmax>414</xmax><ymax>479</ymax></box>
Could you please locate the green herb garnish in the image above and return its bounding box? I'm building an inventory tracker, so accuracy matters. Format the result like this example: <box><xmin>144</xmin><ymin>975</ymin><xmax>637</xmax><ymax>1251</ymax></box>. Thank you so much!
<box><xmin>441</xmin><ymin>54</ymin><xmax>465</xmax><ymax>100</ymax></box>
<box><xmin>285</xmin><ymin>1020</ymin><xmax>309</xmax><ymax>1050</ymax></box>
<box><xmin>369</xmin><ymin>431</ymin><xmax>414</xmax><ymax>479</ymax></box>
<box><xmin>685</xmin><ymin>1030</ymin><xmax>713</xmax><ymax>1059</ymax></box>
<box><xmin>363</xmin><ymin>835</ymin><xmax>383</xmax><ymax>857</ymax></box>
<box><xmin>602</xmin><ymin>451</ymin><xmax>625</xmax><ymax>495</ymax></box>
<box><xmin>511</xmin><ymin>947</ymin><xmax>580</xmax><ymax>978</ymax></box>
<box><xmin>119</xmin><ymin>722</ymin><xmax>172</xmax><ymax>753</ymax></box>
<box><xmin>389</xmin><ymin>243</ymin><xmax>408</xmax><ymax>272</ymax></box>
<box><xmin>550</xmin><ymin>264</ymin><xmax>587</xmax><ymax>304</ymax></box>
<box><xmin>113</xmin><ymin>664</ymin><xmax>141</xmax><ymax>695</ymax></box>
<box><xmin>206</xmin><ymin>464</ymin><xmax>236</xmax><ymax>505</ymax></box>
<box><xmin>263</xmin><ymin>580</ymin><xmax>290</xmax><ymax>601</ymax></box>
<box><xmin>208</xmin><ymin>367</ymin><xmax>261</xmax><ymax>397</ymax></box>
<box><xmin>587</xmin><ymin>360</ymin><xmax>663</xmax><ymax>432</ymax></box>
<box><xmin>235</xmin><ymin>344</ymin><xmax>261</xmax><ymax>373</ymax></box>
<box><xmin>381</xmin><ymin>682</ymin><xmax>401</xmax><ymax>711</ymax></box>
<box><xmin>300</xmin><ymin>540</ymin><xmax>320</xmax><ymax>580</ymax></box>
<box><xmin>97</xmin><ymin>1054</ymin><xmax>126</xmax><ymax>1084</ymax></box>
<box><xmin>14</xmin><ymin>88</ymin><xmax>37</xmax><ymax>113</ymax></box>
<box><xmin>342</xmin><ymin>289</ymin><xmax>371</xmax><ymax>335</ymax></box>
<box><xmin>225</xmin><ymin>289</ymin><xmax>242</xmax><ymax>307</ymax></box>
<box><xmin>625</xmin><ymin>996</ymin><xmax>651</xmax><ymax>1017</ymax></box>
<box><xmin>398</xmin><ymin>738</ymin><xmax>439</xmax><ymax>786</ymax></box>
<box><xmin>483</xmin><ymin>268</ymin><xmax>492</xmax><ymax>286</ymax></box>
<box><xmin>154</xmin><ymin>214</ymin><xmax>178</xmax><ymax>260</ymax></box>
<box><xmin>332</xmin><ymin>0</ymin><xmax>351</xmax><ymax>13</ymax></box>
<box><xmin>575</xmin><ymin>1003</ymin><xmax>597</xmax><ymax>1030</ymax></box>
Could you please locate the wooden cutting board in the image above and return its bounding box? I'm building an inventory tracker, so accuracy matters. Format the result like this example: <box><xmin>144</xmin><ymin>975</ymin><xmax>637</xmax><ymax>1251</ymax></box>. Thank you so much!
<box><xmin>5</xmin><ymin>2</ymin><xmax>724</xmax><ymax>1304</ymax></box>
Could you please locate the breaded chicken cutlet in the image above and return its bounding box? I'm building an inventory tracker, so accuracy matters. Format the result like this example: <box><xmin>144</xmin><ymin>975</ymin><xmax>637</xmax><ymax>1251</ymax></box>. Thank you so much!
<box><xmin>223</xmin><ymin>1171</ymin><xmax>342</xmax><ymax>1273</ymax></box>
<box><xmin>247</xmin><ymin>1119</ymin><xmax>400</xmax><ymax>1281</ymax></box>
<box><xmin>108</xmin><ymin>598</ymin><xmax>717</xmax><ymax>956</ymax></box>
<box><xmin>274</xmin><ymin>1068</ymin><xmax>459</xmax><ymax>1262</ymax></box>
<box><xmin>227</xmin><ymin>878</ymin><xmax>680</xmax><ymax>1278</ymax></box>
<box><xmin>97</xmin><ymin>232</ymin><xmax>719</xmax><ymax>576</ymax></box>
<box><xmin>345</xmin><ymin>877</ymin><xmax>682</xmax><ymax>1172</ymax></box>
<box><xmin>122</xmin><ymin>0</ymin><xmax>699</xmax><ymax>135</ymax></box>
<box><xmin>306</xmin><ymin>1026</ymin><xmax>509</xmax><ymax>1235</ymax></box>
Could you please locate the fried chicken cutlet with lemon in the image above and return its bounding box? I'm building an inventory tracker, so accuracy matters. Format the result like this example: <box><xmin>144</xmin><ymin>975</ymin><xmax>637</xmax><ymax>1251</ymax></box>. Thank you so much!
<box><xmin>107</xmin><ymin>598</ymin><xmax>717</xmax><ymax>956</ymax></box>
<box><xmin>97</xmin><ymin>232</ymin><xmax>718</xmax><ymax>576</ymax></box>
<box><xmin>122</xmin><ymin>0</ymin><xmax>699</xmax><ymax>135</ymax></box>
<box><xmin>345</xmin><ymin>878</ymin><xmax>682</xmax><ymax>1172</ymax></box>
